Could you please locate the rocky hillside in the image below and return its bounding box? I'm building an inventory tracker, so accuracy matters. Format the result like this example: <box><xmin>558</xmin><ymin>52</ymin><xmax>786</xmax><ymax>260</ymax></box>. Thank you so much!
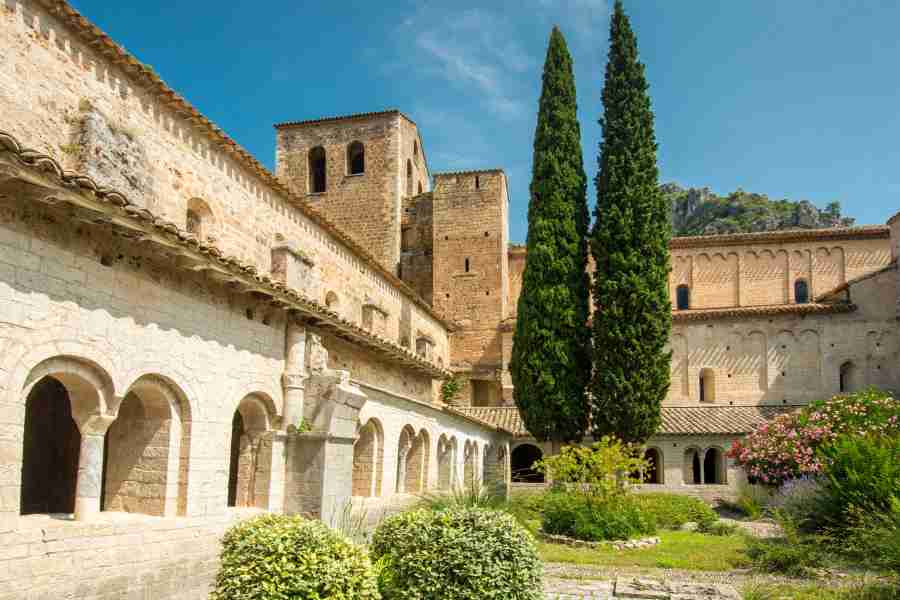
<box><xmin>664</xmin><ymin>183</ymin><xmax>855</xmax><ymax>237</ymax></box>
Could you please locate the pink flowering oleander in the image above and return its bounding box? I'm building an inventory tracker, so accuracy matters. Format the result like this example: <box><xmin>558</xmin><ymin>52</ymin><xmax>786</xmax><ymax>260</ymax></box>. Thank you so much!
<box><xmin>728</xmin><ymin>388</ymin><xmax>900</xmax><ymax>486</ymax></box>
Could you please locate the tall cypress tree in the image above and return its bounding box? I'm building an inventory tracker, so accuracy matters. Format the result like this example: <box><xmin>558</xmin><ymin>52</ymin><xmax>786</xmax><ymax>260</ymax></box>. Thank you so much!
<box><xmin>511</xmin><ymin>27</ymin><xmax>591</xmax><ymax>444</ymax></box>
<box><xmin>590</xmin><ymin>1</ymin><xmax>671</xmax><ymax>444</ymax></box>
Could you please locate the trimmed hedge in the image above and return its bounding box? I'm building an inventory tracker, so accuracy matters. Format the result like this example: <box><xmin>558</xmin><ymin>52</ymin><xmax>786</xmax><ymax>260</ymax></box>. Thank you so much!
<box><xmin>211</xmin><ymin>514</ymin><xmax>380</xmax><ymax>600</ymax></box>
<box><xmin>372</xmin><ymin>507</ymin><xmax>543</xmax><ymax>600</ymax></box>
<box><xmin>542</xmin><ymin>492</ymin><xmax>656</xmax><ymax>541</ymax></box>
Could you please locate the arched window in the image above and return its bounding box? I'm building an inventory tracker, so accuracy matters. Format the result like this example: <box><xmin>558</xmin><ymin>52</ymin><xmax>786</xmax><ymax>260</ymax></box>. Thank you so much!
<box><xmin>413</xmin><ymin>140</ymin><xmax>419</xmax><ymax>160</ymax></box>
<box><xmin>418</xmin><ymin>181</ymin><xmax>423</xmax><ymax>195</ymax></box>
<box><xmin>643</xmin><ymin>448</ymin><xmax>663</xmax><ymax>484</ymax></box>
<box><xmin>325</xmin><ymin>291</ymin><xmax>340</xmax><ymax>312</ymax></box>
<box><xmin>699</xmin><ymin>368</ymin><xmax>715</xmax><ymax>403</ymax></box>
<box><xmin>839</xmin><ymin>360</ymin><xmax>856</xmax><ymax>393</ymax></box>
<box><xmin>347</xmin><ymin>141</ymin><xmax>365</xmax><ymax>175</ymax></box>
<box><xmin>21</xmin><ymin>377</ymin><xmax>81</xmax><ymax>515</ymax></box>
<box><xmin>186</xmin><ymin>198</ymin><xmax>215</xmax><ymax>242</ymax></box>
<box><xmin>352</xmin><ymin>418</ymin><xmax>384</xmax><ymax>498</ymax></box>
<box><xmin>308</xmin><ymin>146</ymin><xmax>326</xmax><ymax>194</ymax></box>
<box><xmin>406</xmin><ymin>159</ymin><xmax>413</xmax><ymax>196</ymax></box>
<box><xmin>226</xmin><ymin>395</ymin><xmax>271</xmax><ymax>508</ymax></box>
<box><xmin>511</xmin><ymin>444</ymin><xmax>544</xmax><ymax>483</ymax></box>
<box><xmin>794</xmin><ymin>278</ymin><xmax>809</xmax><ymax>304</ymax></box>
<box><xmin>676</xmin><ymin>285</ymin><xmax>690</xmax><ymax>310</ymax></box>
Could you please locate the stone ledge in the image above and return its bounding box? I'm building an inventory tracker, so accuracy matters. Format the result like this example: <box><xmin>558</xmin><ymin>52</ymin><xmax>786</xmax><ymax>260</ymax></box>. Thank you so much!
<box><xmin>539</xmin><ymin>531</ymin><xmax>661</xmax><ymax>551</ymax></box>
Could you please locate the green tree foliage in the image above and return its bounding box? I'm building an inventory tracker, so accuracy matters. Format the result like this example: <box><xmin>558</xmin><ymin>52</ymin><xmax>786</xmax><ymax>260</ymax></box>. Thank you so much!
<box><xmin>510</xmin><ymin>26</ymin><xmax>591</xmax><ymax>443</ymax></box>
<box><xmin>590</xmin><ymin>1</ymin><xmax>672</xmax><ymax>443</ymax></box>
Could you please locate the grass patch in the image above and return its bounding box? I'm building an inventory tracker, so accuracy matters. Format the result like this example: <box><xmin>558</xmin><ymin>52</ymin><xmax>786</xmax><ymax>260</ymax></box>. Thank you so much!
<box><xmin>742</xmin><ymin>581</ymin><xmax>900</xmax><ymax>600</ymax></box>
<box><xmin>538</xmin><ymin>530</ymin><xmax>750</xmax><ymax>571</ymax></box>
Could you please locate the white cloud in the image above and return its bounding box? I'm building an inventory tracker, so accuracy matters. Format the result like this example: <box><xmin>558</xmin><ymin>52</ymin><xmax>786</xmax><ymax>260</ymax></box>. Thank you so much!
<box><xmin>401</xmin><ymin>6</ymin><xmax>535</xmax><ymax>119</ymax></box>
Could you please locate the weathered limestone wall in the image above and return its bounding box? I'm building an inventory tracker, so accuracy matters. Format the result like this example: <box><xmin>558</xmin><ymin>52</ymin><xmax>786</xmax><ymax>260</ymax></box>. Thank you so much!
<box><xmin>0</xmin><ymin>0</ymin><xmax>449</xmax><ymax>366</ymax></box>
<box><xmin>0</xmin><ymin>510</ymin><xmax>260</xmax><ymax>600</ymax></box>
<box><xmin>667</xmin><ymin>271</ymin><xmax>899</xmax><ymax>406</ymax></box>
<box><xmin>669</xmin><ymin>235</ymin><xmax>890</xmax><ymax>309</ymax></box>
<box><xmin>432</xmin><ymin>171</ymin><xmax>509</xmax><ymax>374</ymax></box>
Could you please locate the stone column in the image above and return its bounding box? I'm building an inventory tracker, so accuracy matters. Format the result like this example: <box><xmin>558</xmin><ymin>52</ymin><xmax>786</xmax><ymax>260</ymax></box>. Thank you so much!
<box><xmin>282</xmin><ymin>319</ymin><xmax>308</xmax><ymax>431</ymax></box>
<box><xmin>267</xmin><ymin>432</ymin><xmax>288</xmax><ymax>513</ymax></box>
<box><xmin>72</xmin><ymin>414</ymin><xmax>114</xmax><ymax>521</ymax></box>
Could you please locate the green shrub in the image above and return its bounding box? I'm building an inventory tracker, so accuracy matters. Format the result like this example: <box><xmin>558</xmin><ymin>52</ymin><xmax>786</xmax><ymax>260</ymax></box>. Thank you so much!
<box><xmin>698</xmin><ymin>520</ymin><xmax>738</xmax><ymax>536</ymax></box>
<box><xmin>535</xmin><ymin>437</ymin><xmax>647</xmax><ymax>504</ymax></box>
<box><xmin>745</xmin><ymin>515</ymin><xmax>825</xmax><ymax>577</ymax></box>
<box><xmin>211</xmin><ymin>514</ymin><xmax>380</xmax><ymax>600</ymax></box>
<box><xmin>633</xmin><ymin>493</ymin><xmax>718</xmax><ymax>530</ymax></box>
<box><xmin>817</xmin><ymin>435</ymin><xmax>900</xmax><ymax>528</ymax></box>
<box><xmin>542</xmin><ymin>492</ymin><xmax>656</xmax><ymax>541</ymax></box>
<box><xmin>843</xmin><ymin>498</ymin><xmax>900</xmax><ymax>572</ymax></box>
<box><xmin>421</xmin><ymin>479</ymin><xmax>506</xmax><ymax>512</ymax></box>
<box><xmin>372</xmin><ymin>507</ymin><xmax>542</xmax><ymax>600</ymax></box>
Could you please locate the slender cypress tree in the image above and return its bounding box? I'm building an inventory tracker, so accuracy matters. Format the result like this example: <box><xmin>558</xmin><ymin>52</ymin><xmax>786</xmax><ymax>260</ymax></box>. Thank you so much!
<box><xmin>511</xmin><ymin>27</ymin><xmax>591</xmax><ymax>444</ymax></box>
<box><xmin>590</xmin><ymin>1</ymin><xmax>671</xmax><ymax>444</ymax></box>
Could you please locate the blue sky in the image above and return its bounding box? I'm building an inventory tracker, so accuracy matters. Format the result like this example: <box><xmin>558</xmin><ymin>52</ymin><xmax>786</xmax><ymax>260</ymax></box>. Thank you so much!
<box><xmin>70</xmin><ymin>1</ymin><xmax>900</xmax><ymax>243</ymax></box>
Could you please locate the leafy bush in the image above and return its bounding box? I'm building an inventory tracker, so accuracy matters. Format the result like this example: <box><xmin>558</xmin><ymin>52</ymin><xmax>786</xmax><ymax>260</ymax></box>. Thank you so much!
<box><xmin>843</xmin><ymin>499</ymin><xmax>900</xmax><ymax>572</ymax></box>
<box><xmin>535</xmin><ymin>436</ymin><xmax>647</xmax><ymax>503</ymax></box>
<box><xmin>816</xmin><ymin>435</ymin><xmax>900</xmax><ymax>528</ymax></box>
<box><xmin>632</xmin><ymin>493</ymin><xmax>718</xmax><ymax>530</ymax></box>
<box><xmin>745</xmin><ymin>519</ymin><xmax>825</xmax><ymax>578</ymax></box>
<box><xmin>211</xmin><ymin>514</ymin><xmax>380</xmax><ymax>600</ymax></box>
<box><xmin>698</xmin><ymin>520</ymin><xmax>739</xmax><ymax>536</ymax></box>
<box><xmin>542</xmin><ymin>492</ymin><xmax>656</xmax><ymax>541</ymax></box>
<box><xmin>729</xmin><ymin>388</ymin><xmax>900</xmax><ymax>486</ymax></box>
<box><xmin>372</xmin><ymin>507</ymin><xmax>542</xmax><ymax>600</ymax></box>
<box><xmin>421</xmin><ymin>479</ymin><xmax>506</xmax><ymax>512</ymax></box>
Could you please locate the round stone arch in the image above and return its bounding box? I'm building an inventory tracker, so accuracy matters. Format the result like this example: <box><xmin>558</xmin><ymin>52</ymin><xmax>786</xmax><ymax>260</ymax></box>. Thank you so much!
<box><xmin>463</xmin><ymin>439</ymin><xmax>478</xmax><ymax>488</ymax></box>
<box><xmin>227</xmin><ymin>393</ymin><xmax>277</xmax><ymax>509</ymax></box>
<box><xmin>104</xmin><ymin>374</ymin><xmax>191</xmax><ymax>517</ymax></box>
<box><xmin>683</xmin><ymin>446</ymin><xmax>703</xmax><ymax>485</ymax></box>
<box><xmin>7</xmin><ymin>340</ymin><xmax>120</xmax><ymax>414</ymax></box>
<box><xmin>227</xmin><ymin>381</ymin><xmax>282</xmax><ymax>425</ymax></box>
<box><xmin>352</xmin><ymin>417</ymin><xmax>385</xmax><ymax>498</ymax></box>
<box><xmin>18</xmin><ymin>355</ymin><xmax>117</xmax><ymax>519</ymax></box>
<box><xmin>703</xmin><ymin>446</ymin><xmax>727</xmax><ymax>485</ymax></box>
<box><xmin>642</xmin><ymin>446</ymin><xmax>664</xmax><ymax>484</ymax></box>
<box><xmin>437</xmin><ymin>433</ymin><xmax>456</xmax><ymax>491</ymax></box>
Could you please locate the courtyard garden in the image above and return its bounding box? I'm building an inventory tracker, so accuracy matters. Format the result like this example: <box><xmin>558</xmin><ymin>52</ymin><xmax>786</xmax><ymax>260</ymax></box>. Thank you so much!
<box><xmin>209</xmin><ymin>388</ymin><xmax>900</xmax><ymax>598</ymax></box>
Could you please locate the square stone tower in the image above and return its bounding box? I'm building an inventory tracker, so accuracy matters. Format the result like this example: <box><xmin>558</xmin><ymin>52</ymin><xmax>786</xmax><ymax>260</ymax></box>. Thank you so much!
<box><xmin>431</xmin><ymin>170</ymin><xmax>510</xmax><ymax>405</ymax></box>
<box><xmin>275</xmin><ymin>110</ymin><xmax>429</xmax><ymax>273</ymax></box>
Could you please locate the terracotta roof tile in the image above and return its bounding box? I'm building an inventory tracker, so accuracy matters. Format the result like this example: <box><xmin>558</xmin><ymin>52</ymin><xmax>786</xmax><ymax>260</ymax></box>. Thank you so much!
<box><xmin>274</xmin><ymin>110</ymin><xmax>411</xmax><ymax>129</ymax></box>
<box><xmin>672</xmin><ymin>302</ymin><xmax>855</xmax><ymax>322</ymax></box>
<box><xmin>454</xmin><ymin>405</ymin><xmax>802</xmax><ymax>437</ymax></box>
<box><xmin>670</xmin><ymin>225</ymin><xmax>889</xmax><ymax>249</ymax></box>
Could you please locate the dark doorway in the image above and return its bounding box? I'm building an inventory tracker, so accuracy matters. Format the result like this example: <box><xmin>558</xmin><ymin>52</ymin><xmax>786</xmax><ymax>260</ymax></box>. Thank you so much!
<box><xmin>692</xmin><ymin>451</ymin><xmax>702</xmax><ymax>484</ymax></box>
<box><xmin>794</xmin><ymin>279</ymin><xmax>809</xmax><ymax>304</ymax></box>
<box><xmin>227</xmin><ymin>411</ymin><xmax>245</xmax><ymax>507</ymax></box>
<box><xmin>511</xmin><ymin>444</ymin><xmax>544</xmax><ymax>483</ymax></box>
<box><xmin>20</xmin><ymin>377</ymin><xmax>81</xmax><ymax>515</ymax></box>
<box><xmin>704</xmin><ymin>449</ymin><xmax>721</xmax><ymax>484</ymax></box>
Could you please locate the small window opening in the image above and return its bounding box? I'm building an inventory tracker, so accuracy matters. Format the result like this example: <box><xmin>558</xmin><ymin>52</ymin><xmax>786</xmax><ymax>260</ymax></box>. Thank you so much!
<box><xmin>475</xmin><ymin>175</ymin><xmax>480</xmax><ymax>190</ymax></box>
<box><xmin>418</xmin><ymin>181</ymin><xmax>423</xmax><ymax>194</ymax></box>
<box><xmin>794</xmin><ymin>279</ymin><xmax>809</xmax><ymax>304</ymax></box>
<box><xmin>676</xmin><ymin>285</ymin><xmax>690</xmax><ymax>310</ymax></box>
<box><xmin>406</xmin><ymin>160</ymin><xmax>413</xmax><ymax>196</ymax></box>
<box><xmin>309</xmin><ymin>147</ymin><xmax>326</xmax><ymax>193</ymax></box>
<box><xmin>465</xmin><ymin>258</ymin><xmax>470</xmax><ymax>272</ymax></box>
<box><xmin>347</xmin><ymin>141</ymin><xmax>365</xmax><ymax>175</ymax></box>
<box><xmin>413</xmin><ymin>140</ymin><xmax>418</xmax><ymax>158</ymax></box>
<box><xmin>839</xmin><ymin>361</ymin><xmax>855</xmax><ymax>393</ymax></box>
<box><xmin>699</xmin><ymin>369</ymin><xmax>715</xmax><ymax>403</ymax></box>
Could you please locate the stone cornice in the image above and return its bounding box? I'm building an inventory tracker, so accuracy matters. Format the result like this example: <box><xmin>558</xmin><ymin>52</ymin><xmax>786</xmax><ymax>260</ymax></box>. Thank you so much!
<box><xmin>33</xmin><ymin>0</ymin><xmax>450</xmax><ymax>331</ymax></box>
<box><xmin>0</xmin><ymin>130</ymin><xmax>450</xmax><ymax>379</ymax></box>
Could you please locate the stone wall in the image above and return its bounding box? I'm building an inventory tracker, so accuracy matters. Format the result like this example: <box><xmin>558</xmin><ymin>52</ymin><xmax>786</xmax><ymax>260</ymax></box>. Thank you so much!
<box><xmin>668</xmin><ymin>269</ymin><xmax>899</xmax><ymax>406</ymax></box>
<box><xmin>669</xmin><ymin>235</ymin><xmax>890</xmax><ymax>309</ymax></box>
<box><xmin>0</xmin><ymin>509</ymin><xmax>260</xmax><ymax>600</ymax></box>
<box><xmin>0</xmin><ymin>0</ymin><xmax>450</xmax><ymax>366</ymax></box>
<box><xmin>432</xmin><ymin>171</ymin><xmax>509</xmax><ymax>375</ymax></box>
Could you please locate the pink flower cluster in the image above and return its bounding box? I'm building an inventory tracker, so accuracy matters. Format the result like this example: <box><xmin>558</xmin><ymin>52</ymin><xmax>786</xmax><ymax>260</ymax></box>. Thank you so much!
<box><xmin>728</xmin><ymin>389</ymin><xmax>900</xmax><ymax>486</ymax></box>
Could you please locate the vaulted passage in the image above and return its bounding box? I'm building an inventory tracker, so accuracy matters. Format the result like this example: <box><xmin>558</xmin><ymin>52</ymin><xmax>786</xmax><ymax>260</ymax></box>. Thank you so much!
<box><xmin>511</xmin><ymin>444</ymin><xmax>544</xmax><ymax>483</ymax></box>
<box><xmin>20</xmin><ymin>377</ymin><xmax>81</xmax><ymax>515</ymax></box>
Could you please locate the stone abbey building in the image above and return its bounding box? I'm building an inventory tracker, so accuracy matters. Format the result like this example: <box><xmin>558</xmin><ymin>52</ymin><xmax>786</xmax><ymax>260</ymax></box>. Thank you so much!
<box><xmin>1</xmin><ymin>1</ymin><xmax>898</xmax><ymax>598</ymax></box>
